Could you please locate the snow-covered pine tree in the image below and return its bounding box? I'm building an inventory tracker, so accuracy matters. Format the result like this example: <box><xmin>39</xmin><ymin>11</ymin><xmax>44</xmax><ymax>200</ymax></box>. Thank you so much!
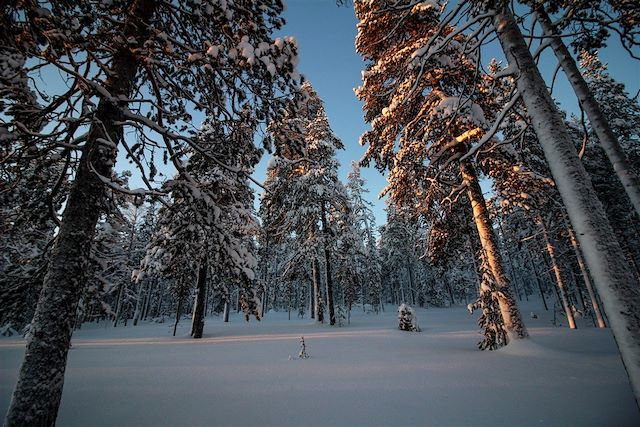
<box><xmin>478</xmin><ymin>59</ymin><xmax>585</xmax><ymax>328</ymax></box>
<box><xmin>260</xmin><ymin>155</ymin><xmax>324</xmax><ymax>319</ymax></box>
<box><xmin>0</xmin><ymin>158</ymin><xmax>65</xmax><ymax>334</ymax></box>
<box><xmin>333</xmin><ymin>203</ymin><xmax>363</xmax><ymax>322</ymax></box>
<box><xmin>354</xmin><ymin>0</ymin><xmax>527</xmax><ymax>340</ymax></box>
<box><xmin>475</xmin><ymin>1</ymin><xmax>640</xmax><ymax>403</ymax></box>
<box><xmin>468</xmin><ymin>251</ymin><xmax>508</xmax><ymax>350</ymax></box>
<box><xmin>261</xmin><ymin>82</ymin><xmax>349</xmax><ymax>325</ymax></box>
<box><xmin>5</xmin><ymin>1</ymin><xmax>303</xmax><ymax>423</ymax></box>
<box><xmin>425</xmin><ymin>201</ymin><xmax>482</xmax><ymax>306</ymax></box>
<box><xmin>346</xmin><ymin>162</ymin><xmax>382</xmax><ymax>312</ymax></box>
<box><xmin>378</xmin><ymin>205</ymin><xmax>423</xmax><ymax>307</ymax></box>
<box><xmin>142</xmin><ymin>114</ymin><xmax>261</xmax><ymax>338</ymax></box>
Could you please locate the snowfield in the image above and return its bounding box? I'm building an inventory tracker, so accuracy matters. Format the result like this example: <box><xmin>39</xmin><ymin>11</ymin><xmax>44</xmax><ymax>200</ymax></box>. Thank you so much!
<box><xmin>1</xmin><ymin>302</ymin><xmax>638</xmax><ymax>426</ymax></box>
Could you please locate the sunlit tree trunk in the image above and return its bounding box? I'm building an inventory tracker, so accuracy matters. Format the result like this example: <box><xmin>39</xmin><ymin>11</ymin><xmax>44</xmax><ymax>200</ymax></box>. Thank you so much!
<box><xmin>491</xmin><ymin>6</ymin><xmax>640</xmax><ymax>404</ymax></box>
<box><xmin>460</xmin><ymin>161</ymin><xmax>527</xmax><ymax>339</ymax></box>
<box><xmin>540</xmin><ymin>221</ymin><xmax>576</xmax><ymax>329</ymax></box>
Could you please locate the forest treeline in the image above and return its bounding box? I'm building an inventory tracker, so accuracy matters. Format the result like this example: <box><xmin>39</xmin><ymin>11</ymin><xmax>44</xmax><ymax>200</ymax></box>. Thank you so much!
<box><xmin>1</xmin><ymin>0</ymin><xmax>639</xmax><ymax>424</ymax></box>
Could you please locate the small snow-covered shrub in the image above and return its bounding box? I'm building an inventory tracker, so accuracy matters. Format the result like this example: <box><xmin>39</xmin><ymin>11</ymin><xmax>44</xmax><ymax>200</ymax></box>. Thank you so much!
<box><xmin>398</xmin><ymin>304</ymin><xmax>420</xmax><ymax>332</ymax></box>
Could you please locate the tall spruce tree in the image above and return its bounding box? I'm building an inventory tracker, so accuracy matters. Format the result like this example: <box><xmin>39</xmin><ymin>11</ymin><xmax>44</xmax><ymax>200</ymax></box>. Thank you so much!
<box><xmin>261</xmin><ymin>82</ymin><xmax>349</xmax><ymax>325</ymax></box>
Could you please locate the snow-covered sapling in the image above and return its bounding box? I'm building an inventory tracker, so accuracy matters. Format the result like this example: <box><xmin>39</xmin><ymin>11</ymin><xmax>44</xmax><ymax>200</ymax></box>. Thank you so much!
<box><xmin>398</xmin><ymin>304</ymin><xmax>420</xmax><ymax>332</ymax></box>
<box><xmin>299</xmin><ymin>336</ymin><xmax>309</xmax><ymax>359</ymax></box>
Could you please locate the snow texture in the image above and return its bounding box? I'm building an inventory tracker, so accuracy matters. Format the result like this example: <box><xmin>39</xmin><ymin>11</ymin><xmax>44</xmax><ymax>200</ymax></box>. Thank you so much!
<box><xmin>1</xmin><ymin>301</ymin><xmax>637</xmax><ymax>426</ymax></box>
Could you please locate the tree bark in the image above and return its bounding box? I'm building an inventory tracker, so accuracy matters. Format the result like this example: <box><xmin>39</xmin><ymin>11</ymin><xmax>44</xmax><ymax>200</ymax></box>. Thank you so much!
<box><xmin>460</xmin><ymin>161</ymin><xmax>528</xmax><ymax>339</ymax></box>
<box><xmin>496</xmin><ymin>219</ymin><xmax>523</xmax><ymax>302</ymax></box>
<box><xmin>143</xmin><ymin>278</ymin><xmax>156</xmax><ymax>321</ymax></box>
<box><xmin>566</xmin><ymin>225</ymin><xmax>606</xmax><ymax>328</ymax></box>
<box><xmin>492</xmin><ymin>6</ymin><xmax>640</xmax><ymax>404</ymax></box>
<box><xmin>537</xmin><ymin>8</ymin><xmax>640</xmax><ymax>218</ymax></box>
<box><xmin>132</xmin><ymin>280</ymin><xmax>146</xmax><ymax>326</ymax></box>
<box><xmin>445</xmin><ymin>277</ymin><xmax>455</xmax><ymax>306</ymax></box>
<box><xmin>321</xmin><ymin>204</ymin><xmax>336</xmax><ymax>325</ymax></box>
<box><xmin>310</xmin><ymin>269</ymin><xmax>315</xmax><ymax>319</ymax></box>
<box><xmin>190</xmin><ymin>258</ymin><xmax>208</xmax><ymax>339</ymax></box>
<box><xmin>526</xmin><ymin>250</ymin><xmax>548</xmax><ymax>311</ymax></box>
<box><xmin>407</xmin><ymin>259</ymin><xmax>417</xmax><ymax>305</ymax></box>
<box><xmin>4</xmin><ymin>2</ymin><xmax>156</xmax><ymax>425</ymax></box>
<box><xmin>541</xmin><ymin>221</ymin><xmax>577</xmax><ymax>329</ymax></box>
<box><xmin>113</xmin><ymin>281</ymin><xmax>126</xmax><ymax>328</ymax></box>
<box><xmin>312</xmin><ymin>257</ymin><xmax>323</xmax><ymax>322</ymax></box>
<box><xmin>119</xmin><ymin>204</ymin><xmax>140</xmax><ymax>327</ymax></box>
<box><xmin>173</xmin><ymin>296</ymin><xmax>183</xmax><ymax>337</ymax></box>
<box><xmin>223</xmin><ymin>299</ymin><xmax>230</xmax><ymax>323</ymax></box>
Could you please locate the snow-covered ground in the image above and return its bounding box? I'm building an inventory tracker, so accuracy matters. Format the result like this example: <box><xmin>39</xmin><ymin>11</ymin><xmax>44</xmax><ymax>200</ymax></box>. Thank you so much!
<box><xmin>1</xmin><ymin>301</ymin><xmax>638</xmax><ymax>426</ymax></box>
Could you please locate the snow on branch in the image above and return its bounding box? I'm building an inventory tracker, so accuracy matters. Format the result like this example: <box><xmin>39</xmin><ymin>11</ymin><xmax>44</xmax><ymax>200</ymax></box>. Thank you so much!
<box><xmin>460</xmin><ymin>90</ymin><xmax>521</xmax><ymax>162</ymax></box>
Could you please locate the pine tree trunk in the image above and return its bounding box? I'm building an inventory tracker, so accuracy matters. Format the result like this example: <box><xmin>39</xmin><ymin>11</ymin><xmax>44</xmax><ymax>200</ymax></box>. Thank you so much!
<box><xmin>467</xmin><ymin>235</ymin><xmax>483</xmax><ymax>299</ymax></box>
<box><xmin>496</xmin><ymin>219</ymin><xmax>523</xmax><ymax>303</ymax></box>
<box><xmin>143</xmin><ymin>278</ymin><xmax>156</xmax><ymax>321</ymax></box>
<box><xmin>223</xmin><ymin>299</ymin><xmax>229</xmax><ymax>323</ymax></box>
<box><xmin>526</xmin><ymin>250</ymin><xmax>548</xmax><ymax>311</ymax></box>
<box><xmin>620</xmin><ymin>233</ymin><xmax>640</xmax><ymax>283</ymax></box>
<box><xmin>310</xmin><ymin>272</ymin><xmax>315</xmax><ymax>319</ymax></box>
<box><xmin>407</xmin><ymin>260</ymin><xmax>416</xmax><ymax>305</ymax></box>
<box><xmin>492</xmin><ymin>6</ymin><xmax>640</xmax><ymax>404</ymax></box>
<box><xmin>113</xmin><ymin>281</ymin><xmax>126</xmax><ymax>327</ymax></box>
<box><xmin>261</xmin><ymin>238</ymin><xmax>270</xmax><ymax>317</ymax></box>
<box><xmin>4</xmin><ymin>2</ymin><xmax>156</xmax><ymax>425</ymax></box>
<box><xmin>173</xmin><ymin>296</ymin><xmax>183</xmax><ymax>337</ymax></box>
<box><xmin>566</xmin><ymin>225</ymin><xmax>606</xmax><ymax>328</ymax></box>
<box><xmin>321</xmin><ymin>204</ymin><xmax>336</xmax><ymax>325</ymax></box>
<box><xmin>191</xmin><ymin>258</ymin><xmax>208</xmax><ymax>339</ymax></box>
<box><xmin>445</xmin><ymin>278</ymin><xmax>455</xmax><ymax>306</ymax></box>
<box><xmin>132</xmin><ymin>280</ymin><xmax>146</xmax><ymax>326</ymax></box>
<box><xmin>570</xmin><ymin>268</ymin><xmax>589</xmax><ymax>320</ymax></box>
<box><xmin>510</xmin><ymin>265</ymin><xmax>522</xmax><ymax>302</ymax></box>
<box><xmin>460</xmin><ymin>161</ymin><xmax>528</xmax><ymax>339</ymax></box>
<box><xmin>312</xmin><ymin>257</ymin><xmax>323</xmax><ymax>322</ymax></box>
<box><xmin>540</xmin><ymin>220</ymin><xmax>577</xmax><ymax>329</ymax></box>
<box><xmin>537</xmin><ymin>9</ymin><xmax>640</xmax><ymax>217</ymax></box>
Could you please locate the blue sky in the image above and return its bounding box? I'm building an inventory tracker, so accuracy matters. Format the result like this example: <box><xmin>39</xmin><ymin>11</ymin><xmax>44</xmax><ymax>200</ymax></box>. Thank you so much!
<box><xmin>258</xmin><ymin>0</ymin><xmax>640</xmax><ymax>228</ymax></box>
<box><xmin>106</xmin><ymin>1</ymin><xmax>638</xmax><ymax>228</ymax></box>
